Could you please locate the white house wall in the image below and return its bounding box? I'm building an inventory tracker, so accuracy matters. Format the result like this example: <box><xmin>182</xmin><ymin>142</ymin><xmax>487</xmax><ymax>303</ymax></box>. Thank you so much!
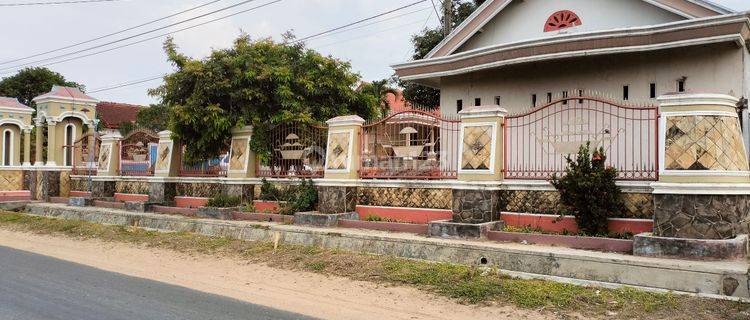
<box><xmin>440</xmin><ymin>44</ymin><xmax>744</xmax><ymax>116</ymax></box>
<box><xmin>456</xmin><ymin>0</ymin><xmax>686</xmax><ymax>54</ymax></box>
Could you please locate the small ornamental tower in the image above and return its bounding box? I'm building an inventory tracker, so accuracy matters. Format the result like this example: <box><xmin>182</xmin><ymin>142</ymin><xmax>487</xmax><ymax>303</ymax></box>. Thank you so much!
<box><xmin>32</xmin><ymin>86</ymin><xmax>99</xmax><ymax>167</ymax></box>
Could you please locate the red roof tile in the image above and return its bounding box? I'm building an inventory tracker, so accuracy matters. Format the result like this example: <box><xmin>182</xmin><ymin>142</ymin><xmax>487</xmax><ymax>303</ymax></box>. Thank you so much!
<box><xmin>0</xmin><ymin>97</ymin><xmax>33</xmax><ymax>111</ymax></box>
<box><xmin>96</xmin><ymin>102</ymin><xmax>143</xmax><ymax>129</ymax></box>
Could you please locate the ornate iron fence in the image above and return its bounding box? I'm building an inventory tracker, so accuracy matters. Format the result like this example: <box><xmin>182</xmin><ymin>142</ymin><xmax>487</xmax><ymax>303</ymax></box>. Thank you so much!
<box><xmin>257</xmin><ymin>122</ymin><xmax>328</xmax><ymax>178</ymax></box>
<box><xmin>66</xmin><ymin>134</ymin><xmax>100</xmax><ymax>175</ymax></box>
<box><xmin>504</xmin><ymin>96</ymin><xmax>659</xmax><ymax>180</ymax></box>
<box><xmin>359</xmin><ymin>110</ymin><xmax>460</xmax><ymax>179</ymax></box>
<box><xmin>179</xmin><ymin>147</ymin><xmax>229</xmax><ymax>177</ymax></box>
<box><xmin>119</xmin><ymin>129</ymin><xmax>159</xmax><ymax>176</ymax></box>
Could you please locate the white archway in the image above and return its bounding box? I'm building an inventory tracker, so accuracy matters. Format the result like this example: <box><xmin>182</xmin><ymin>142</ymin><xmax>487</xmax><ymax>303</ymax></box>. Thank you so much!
<box><xmin>2</xmin><ymin>129</ymin><xmax>13</xmax><ymax>166</ymax></box>
<box><xmin>63</xmin><ymin>123</ymin><xmax>76</xmax><ymax>167</ymax></box>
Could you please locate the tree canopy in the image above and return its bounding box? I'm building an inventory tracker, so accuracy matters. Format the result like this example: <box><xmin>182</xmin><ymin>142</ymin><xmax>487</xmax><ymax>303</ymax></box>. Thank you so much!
<box><xmin>0</xmin><ymin>67</ymin><xmax>84</xmax><ymax>107</ymax></box>
<box><xmin>401</xmin><ymin>0</ymin><xmax>486</xmax><ymax>108</ymax></box>
<box><xmin>150</xmin><ymin>34</ymin><xmax>379</xmax><ymax>162</ymax></box>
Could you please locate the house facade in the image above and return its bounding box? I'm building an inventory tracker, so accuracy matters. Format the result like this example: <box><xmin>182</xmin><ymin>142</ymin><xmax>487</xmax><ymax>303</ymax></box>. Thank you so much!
<box><xmin>392</xmin><ymin>0</ymin><xmax>748</xmax><ymax>139</ymax></box>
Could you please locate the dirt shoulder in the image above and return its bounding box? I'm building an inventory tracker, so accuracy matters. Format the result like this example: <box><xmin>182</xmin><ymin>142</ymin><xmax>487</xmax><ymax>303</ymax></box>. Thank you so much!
<box><xmin>0</xmin><ymin>229</ymin><xmax>548</xmax><ymax>320</ymax></box>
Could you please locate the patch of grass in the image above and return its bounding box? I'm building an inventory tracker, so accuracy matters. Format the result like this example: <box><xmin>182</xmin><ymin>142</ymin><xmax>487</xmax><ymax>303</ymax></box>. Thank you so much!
<box><xmin>0</xmin><ymin>211</ymin><xmax>746</xmax><ymax>319</ymax></box>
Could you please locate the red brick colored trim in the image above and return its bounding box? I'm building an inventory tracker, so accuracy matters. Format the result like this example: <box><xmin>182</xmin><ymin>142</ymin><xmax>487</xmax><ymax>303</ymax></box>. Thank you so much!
<box><xmin>114</xmin><ymin>193</ymin><xmax>149</xmax><ymax>202</ymax></box>
<box><xmin>338</xmin><ymin>219</ymin><xmax>429</xmax><ymax>235</ymax></box>
<box><xmin>488</xmin><ymin>231</ymin><xmax>634</xmax><ymax>253</ymax></box>
<box><xmin>355</xmin><ymin>205</ymin><xmax>453</xmax><ymax>224</ymax></box>
<box><xmin>501</xmin><ymin>212</ymin><xmax>653</xmax><ymax>235</ymax></box>
<box><xmin>174</xmin><ymin>196</ymin><xmax>210</xmax><ymax>208</ymax></box>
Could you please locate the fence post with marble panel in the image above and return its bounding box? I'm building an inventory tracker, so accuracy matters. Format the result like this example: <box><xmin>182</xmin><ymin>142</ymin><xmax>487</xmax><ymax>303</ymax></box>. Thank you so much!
<box><xmin>636</xmin><ymin>93</ymin><xmax>750</xmax><ymax>260</ymax></box>
<box><xmin>319</xmin><ymin>115</ymin><xmax>365</xmax><ymax>214</ymax></box>
<box><xmin>97</xmin><ymin>132</ymin><xmax>121</xmax><ymax>177</ymax></box>
<box><xmin>227</xmin><ymin>126</ymin><xmax>256</xmax><ymax>179</ymax></box>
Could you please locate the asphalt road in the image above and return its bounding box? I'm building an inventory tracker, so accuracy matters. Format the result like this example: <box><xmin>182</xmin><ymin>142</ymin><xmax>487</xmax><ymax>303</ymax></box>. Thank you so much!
<box><xmin>0</xmin><ymin>246</ymin><xmax>316</xmax><ymax>320</ymax></box>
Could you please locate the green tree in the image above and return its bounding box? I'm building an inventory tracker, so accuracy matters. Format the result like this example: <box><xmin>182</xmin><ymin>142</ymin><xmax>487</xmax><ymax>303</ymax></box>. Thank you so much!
<box><xmin>359</xmin><ymin>79</ymin><xmax>398</xmax><ymax>117</ymax></box>
<box><xmin>400</xmin><ymin>0</ymin><xmax>486</xmax><ymax>108</ymax></box>
<box><xmin>0</xmin><ymin>67</ymin><xmax>84</xmax><ymax>107</ymax></box>
<box><xmin>136</xmin><ymin>104</ymin><xmax>170</xmax><ymax>132</ymax></box>
<box><xmin>150</xmin><ymin>34</ymin><xmax>378</xmax><ymax>162</ymax></box>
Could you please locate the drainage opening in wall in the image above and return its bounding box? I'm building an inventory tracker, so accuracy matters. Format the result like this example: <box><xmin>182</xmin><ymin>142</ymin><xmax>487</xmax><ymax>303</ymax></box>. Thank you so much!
<box><xmin>478</xmin><ymin>257</ymin><xmax>489</xmax><ymax>265</ymax></box>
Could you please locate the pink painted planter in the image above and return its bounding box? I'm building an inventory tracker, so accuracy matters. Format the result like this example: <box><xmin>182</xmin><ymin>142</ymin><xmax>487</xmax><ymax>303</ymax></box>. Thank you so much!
<box><xmin>232</xmin><ymin>211</ymin><xmax>293</xmax><ymax>223</ymax></box>
<box><xmin>93</xmin><ymin>200</ymin><xmax>125</xmax><ymax>210</ymax></box>
<box><xmin>49</xmin><ymin>197</ymin><xmax>69</xmax><ymax>204</ymax></box>
<box><xmin>355</xmin><ymin>205</ymin><xmax>453</xmax><ymax>224</ymax></box>
<box><xmin>69</xmin><ymin>191</ymin><xmax>91</xmax><ymax>198</ymax></box>
<box><xmin>338</xmin><ymin>219</ymin><xmax>429</xmax><ymax>235</ymax></box>
<box><xmin>0</xmin><ymin>190</ymin><xmax>31</xmax><ymax>202</ymax></box>
<box><xmin>174</xmin><ymin>196</ymin><xmax>210</xmax><ymax>208</ymax></box>
<box><xmin>152</xmin><ymin>205</ymin><xmax>198</xmax><ymax>217</ymax></box>
<box><xmin>501</xmin><ymin>212</ymin><xmax>653</xmax><ymax>235</ymax></box>
<box><xmin>114</xmin><ymin>193</ymin><xmax>149</xmax><ymax>202</ymax></box>
<box><xmin>488</xmin><ymin>231</ymin><xmax>634</xmax><ymax>253</ymax></box>
<box><xmin>252</xmin><ymin>200</ymin><xmax>286</xmax><ymax>214</ymax></box>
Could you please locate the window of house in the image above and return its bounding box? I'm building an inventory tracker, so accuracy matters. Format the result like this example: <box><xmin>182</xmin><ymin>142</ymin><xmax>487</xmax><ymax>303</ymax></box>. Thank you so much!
<box><xmin>457</xmin><ymin>99</ymin><xmax>463</xmax><ymax>113</ymax></box>
<box><xmin>578</xmin><ymin>89</ymin><xmax>584</xmax><ymax>104</ymax></box>
<box><xmin>531</xmin><ymin>94</ymin><xmax>537</xmax><ymax>106</ymax></box>
<box><xmin>547</xmin><ymin>92</ymin><xmax>552</xmax><ymax>103</ymax></box>
<box><xmin>677</xmin><ymin>79</ymin><xmax>686</xmax><ymax>93</ymax></box>
<box><xmin>623</xmin><ymin>85</ymin><xmax>629</xmax><ymax>101</ymax></box>
<box><xmin>474</xmin><ymin>98</ymin><xmax>481</xmax><ymax>106</ymax></box>
<box><xmin>650</xmin><ymin>83</ymin><xmax>657</xmax><ymax>99</ymax></box>
<box><xmin>494</xmin><ymin>96</ymin><xmax>501</xmax><ymax>105</ymax></box>
<box><xmin>562</xmin><ymin>91</ymin><xmax>568</xmax><ymax>105</ymax></box>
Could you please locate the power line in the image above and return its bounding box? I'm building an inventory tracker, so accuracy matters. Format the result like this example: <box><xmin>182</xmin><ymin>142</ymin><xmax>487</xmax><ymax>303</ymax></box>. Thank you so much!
<box><xmin>316</xmin><ymin>19</ymin><xmax>428</xmax><ymax>49</ymax></box>
<box><xmin>0</xmin><ymin>0</ymin><xmax>282</xmax><ymax>74</ymax></box>
<box><xmin>292</xmin><ymin>0</ymin><xmax>426</xmax><ymax>43</ymax></box>
<box><xmin>61</xmin><ymin>1</ymin><xmax>429</xmax><ymax>93</ymax></box>
<box><xmin>0</xmin><ymin>0</ymin><xmax>266</xmax><ymax>72</ymax></box>
<box><xmin>0</xmin><ymin>0</ymin><xmax>122</xmax><ymax>7</ymax></box>
<box><xmin>88</xmin><ymin>74</ymin><xmax>164</xmax><ymax>93</ymax></box>
<box><xmin>0</xmin><ymin>0</ymin><xmax>225</xmax><ymax>66</ymax></box>
<box><xmin>304</xmin><ymin>6</ymin><xmax>429</xmax><ymax>43</ymax></box>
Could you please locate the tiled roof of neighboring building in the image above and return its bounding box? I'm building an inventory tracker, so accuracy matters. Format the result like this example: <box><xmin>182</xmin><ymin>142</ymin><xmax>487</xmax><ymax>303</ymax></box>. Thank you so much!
<box><xmin>0</xmin><ymin>97</ymin><xmax>33</xmax><ymax>111</ymax></box>
<box><xmin>33</xmin><ymin>85</ymin><xmax>97</xmax><ymax>102</ymax></box>
<box><xmin>96</xmin><ymin>102</ymin><xmax>143</xmax><ymax>129</ymax></box>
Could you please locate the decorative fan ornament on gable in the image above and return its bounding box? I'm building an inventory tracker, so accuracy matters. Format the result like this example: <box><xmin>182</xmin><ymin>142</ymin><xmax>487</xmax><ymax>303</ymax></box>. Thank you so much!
<box><xmin>544</xmin><ymin>10</ymin><xmax>582</xmax><ymax>32</ymax></box>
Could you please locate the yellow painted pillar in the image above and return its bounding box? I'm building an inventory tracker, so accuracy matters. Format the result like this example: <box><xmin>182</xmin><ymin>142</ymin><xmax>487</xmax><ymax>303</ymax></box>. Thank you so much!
<box><xmin>154</xmin><ymin>130</ymin><xmax>181</xmax><ymax>178</ymax></box>
<box><xmin>457</xmin><ymin>106</ymin><xmax>507</xmax><ymax>182</ymax></box>
<box><xmin>323</xmin><ymin>115</ymin><xmax>365</xmax><ymax>180</ymax></box>
<box><xmin>34</xmin><ymin>120</ymin><xmax>43</xmax><ymax>166</ymax></box>
<box><xmin>227</xmin><ymin>126</ymin><xmax>256</xmax><ymax>178</ymax></box>
<box><xmin>22</xmin><ymin>129</ymin><xmax>31</xmax><ymax>167</ymax></box>
<box><xmin>46</xmin><ymin>120</ymin><xmax>58</xmax><ymax>167</ymax></box>
<box><xmin>97</xmin><ymin>132</ymin><xmax>121</xmax><ymax>176</ymax></box>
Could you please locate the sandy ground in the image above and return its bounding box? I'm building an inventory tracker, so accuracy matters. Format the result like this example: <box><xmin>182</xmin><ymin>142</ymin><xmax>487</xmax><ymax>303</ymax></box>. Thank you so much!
<box><xmin>0</xmin><ymin>229</ymin><xmax>559</xmax><ymax>320</ymax></box>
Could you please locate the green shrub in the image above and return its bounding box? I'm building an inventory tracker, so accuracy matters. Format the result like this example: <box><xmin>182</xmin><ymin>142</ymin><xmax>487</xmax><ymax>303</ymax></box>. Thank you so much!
<box><xmin>551</xmin><ymin>143</ymin><xmax>625</xmax><ymax>236</ymax></box>
<box><xmin>258</xmin><ymin>178</ymin><xmax>318</xmax><ymax>215</ymax></box>
<box><xmin>205</xmin><ymin>194</ymin><xmax>242</xmax><ymax>208</ymax></box>
<box><xmin>259</xmin><ymin>178</ymin><xmax>282</xmax><ymax>201</ymax></box>
<box><xmin>365</xmin><ymin>214</ymin><xmax>383</xmax><ymax>222</ymax></box>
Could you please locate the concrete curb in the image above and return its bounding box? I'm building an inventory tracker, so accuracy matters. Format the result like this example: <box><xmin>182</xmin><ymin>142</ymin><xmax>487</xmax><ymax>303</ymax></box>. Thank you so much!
<box><xmin>22</xmin><ymin>203</ymin><xmax>750</xmax><ymax>300</ymax></box>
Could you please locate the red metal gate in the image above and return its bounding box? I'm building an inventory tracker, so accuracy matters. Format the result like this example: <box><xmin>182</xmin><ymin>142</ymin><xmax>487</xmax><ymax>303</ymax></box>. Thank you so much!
<box><xmin>504</xmin><ymin>97</ymin><xmax>659</xmax><ymax>180</ymax></box>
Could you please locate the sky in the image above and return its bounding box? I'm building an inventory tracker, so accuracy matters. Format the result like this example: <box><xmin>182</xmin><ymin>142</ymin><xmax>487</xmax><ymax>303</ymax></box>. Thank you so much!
<box><xmin>0</xmin><ymin>0</ymin><xmax>749</xmax><ymax>106</ymax></box>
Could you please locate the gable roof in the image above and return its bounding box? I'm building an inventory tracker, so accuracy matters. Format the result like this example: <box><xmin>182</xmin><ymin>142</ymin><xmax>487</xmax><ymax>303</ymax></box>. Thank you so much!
<box><xmin>32</xmin><ymin>85</ymin><xmax>98</xmax><ymax>104</ymax></box>
<box><xmin>96</xmin><ymin>102</ymin><xmax>143</xmax><ymax>129</ymax></box>
<box><xmin>0</xmin><ymin>97</ymin><xmax>33</xmax><ymax>112</ymax></box>
<box><xmin>425</xmin><ymin>0</ymin><xmax>734</xmax><ymax>59</ymax></box>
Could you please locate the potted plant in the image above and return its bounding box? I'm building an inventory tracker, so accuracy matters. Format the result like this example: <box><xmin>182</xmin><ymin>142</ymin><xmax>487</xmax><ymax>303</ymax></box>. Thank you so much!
<box><xmin>197</xmin><ymin>194</ymin><xmax>242</xmax><ymax>220</ymax></box>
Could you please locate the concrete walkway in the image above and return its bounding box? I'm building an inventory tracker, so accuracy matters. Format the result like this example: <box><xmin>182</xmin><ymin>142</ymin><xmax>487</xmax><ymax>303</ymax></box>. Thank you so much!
<box><xmin>21</xmin><ymin>203</ymin><xmax>750</xmax><ymax>301</ymax></box>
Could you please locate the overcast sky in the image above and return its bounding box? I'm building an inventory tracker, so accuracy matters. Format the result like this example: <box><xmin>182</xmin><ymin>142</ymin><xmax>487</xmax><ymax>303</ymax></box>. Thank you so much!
<box><xmin>0</xmin><ymin>0</ymin><xmax>749</xmax><ymax>105</ymax></box>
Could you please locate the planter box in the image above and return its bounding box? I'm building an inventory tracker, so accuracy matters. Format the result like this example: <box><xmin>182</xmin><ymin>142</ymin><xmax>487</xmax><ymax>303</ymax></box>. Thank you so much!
<box><xmin>252</xmin><ymin>200</ymin><xmax>288</xmax><ymax>214</ymax></box>
<box><xmin>124</xmin><ymin>201</ymin><xmax>152</xmax><ymax>212</ymax></box>
<box><xmin>197</xmin><ymin>207</ymin><xmax>236</xmax><ymax>220</ymax></box>
<box><xmin>114</xmin><ymin>193</ymin><xmax>150</xmax><ymax>203</ymax></box>
<box><xmin>0</xmin><ymin>190</ymin><xmax>31</xmax><ymax>202</ymax></box>
<box><xmin>69</xmin><ymin>191</ymin><xmax>92</xmax><ymax>198</ymax></box>
<box><xmin>488</xmin><ymin>231</ymin><xmax>634</xmax><ymax>253</ymax></box>
<box><xmin>338</xmin><ymin>219</ymin><xmax>428</xmax><ymax>235</ymax></box>
<box><xmin>152</xmin><ymin>205</ymin><xmax>197</xmax><ymax>217</ymax></box>
<box><xmin>428</xmin><ymin>220</ymin><xmax>504</xmax><ymax>239</ymax></box>
<box><xmin>49</xmin><ymin>197</ymin><xmax>69</xmax><ymax>204</ymax></box>
<box><xmin>355</xmin><ymin>205</ymin><xmax>452</xmax><ymax>224</ymax></box>
<box><xmin>501</xmin><ymin>212</ymin><xmax>653</xmax><ymax>235</ymax></box>
<box><xmin>93</xmin><ymin>200</ymin><xmax>125</xmax><ymax>210</ymax></box>
<box><xmin>294</xmin><ymin>211</ymin><xmax>358</xmax><ymax>227</ymax></box>
<box><xmin>69</xmin><ymin>197</ymin><xmax>93</xmax><ymax>207</ymax></box>
<box><xmin>634</xmin><ymin>233</ymin><xmax>748</xmax><ymax>261</ymax></box>
<box><xmin>232</xmin><ymin>211</ymin><xmax>293</xmax><ymax>223</ymax></box>
<box><xmin>174</xmin><ymin>196</ymin><xmax>210</xmax><ymax>208</ymax></box>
